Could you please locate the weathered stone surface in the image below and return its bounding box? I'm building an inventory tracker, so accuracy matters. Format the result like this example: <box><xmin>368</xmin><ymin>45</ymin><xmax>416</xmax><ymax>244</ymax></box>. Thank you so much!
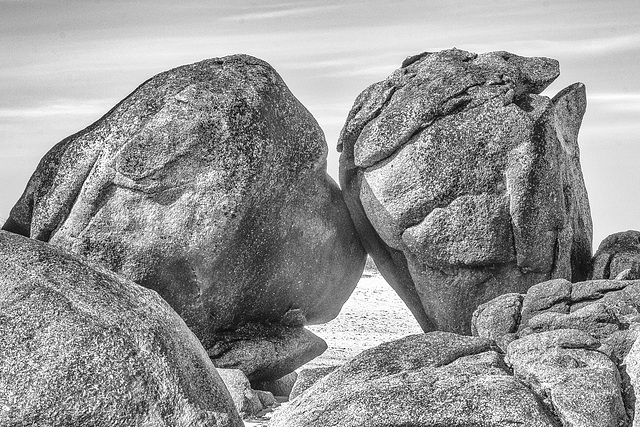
<box><xmin>471</xmin><ymin>293</ymin><xmax>523</xmax><ymax>340</ymax></box>
<box><xmin>251</xmin><ymin>371</ymin><xmax>298</xmax><ymax>398</ymax></box>
<box><xmin>289</xmin><ymin>366</ymin><xmax>338</xmax><ymax>400</ymax></box>
<box><xmin>520</xmin><ymin>279</ymin><xmax>572</xmax><ymax>325</ymax></box>
<box><xmin>208</xmin><ymin>323</ymin><xmax>327</xmax><ymax>381</ymax></box>
<box><xmin>622</xmin><ymin>332</ymin><xmax>640</xmax><ymax>425</ymax></box>
<box><xmin>216</xmin><ymin>369</ymin><xmax>265</xmax><ymax>418</ymax></box>
<box><xmin>476</xmin><ymin>279</ymin><xmax>640</xmax><ymax>424</ymax></box>
<box><xmin>474</xmin><ymin>278</ymin><xmax>640</xmax><ymax>341</ymax></box>
<box><xmin>271</xmin><ymin>332</ymin><xmax>559</xmax><ymax>426</ymax></box>
<box><xmin>506</xmin><ymin>329</ymin><xmax>627</xmax><ymax>427</ymax></box>
<box><xmin>591</xmin><ymin>230</ymin><xmax>640</xmax><ymax>280</ymax></box>
<box><xmin>2</xmin><ymin>54</ymin><xmax>366</xmax><ymax>376</ymax></box>
<box><xmin>339</xmin><ymin>48</ymin><xmax>592</xmax><ymax>334</ymax></box>
<box><xmin>0</xmin><ymin>231</ymin><xmax>242</xmax><ymax>427</ymax></box>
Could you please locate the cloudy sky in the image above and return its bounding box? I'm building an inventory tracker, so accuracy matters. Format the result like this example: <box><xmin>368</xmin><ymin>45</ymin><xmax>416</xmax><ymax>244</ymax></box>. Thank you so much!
<box><xmin>1</xmin><ymin>0</ymin><xmax>638</xmax><ymax>247</ymax></box>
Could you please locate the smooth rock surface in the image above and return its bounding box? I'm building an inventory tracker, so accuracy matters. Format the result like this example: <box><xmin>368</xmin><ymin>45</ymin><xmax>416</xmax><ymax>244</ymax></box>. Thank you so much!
<box><xmin>0</xmin><ymin>231</ymin><xmax>242</xmax><ymax>427</ymax></box>
<box><xmin>208</xmin><ymin>323</ymin><xmax>327</xmax><ymax>381</ymax></box>
<box><xmin>2</xmin><ymin>54</ymin><xmax>366</xmax><ymax>377</ymax></box>
<box><xmin>591</xmin><ymin>230</ymin><xmax>640</xmax><ymax>280</ymax></box>
<box><xmin>271</xmin><ymin>332</ymin><xmax>559</xmax><ymax>426</ymax></box>
<box><xmin>251</xmin><ymin>371</ymin><xmax>298</xmax><ymax>398</ymax></box>
<box><xmin>339</xmin><ymin>48</ymin><xmax>592</xmax><ymax>334</ymax></box>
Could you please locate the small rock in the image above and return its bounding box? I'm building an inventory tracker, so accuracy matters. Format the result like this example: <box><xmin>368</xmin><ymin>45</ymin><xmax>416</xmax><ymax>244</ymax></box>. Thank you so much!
<box><xmin>591</xmin><ymin>231</ymin><xmax>640</xmax><ymax>279</ymax></box>
<box><xmin>209</xmin><ymin>323</ymin><xmax>327</xmax><ymax>381</ymax></box>
<box><xmin>472</xmin><ymin>293</ymin><xmax>523</xmax><ymax>340</ymax></box>
<box><xmin>251</xmin><ymin>371</ymin><xmax>298</xmax><ymax>398</ymax></box>
<box><xmin>520</xmin><ymin>279</ymin><xmax>572</xmax><ymax>326</ymax></box>
<box><xmin>217</xmin><ymin>369</ymin><xmax>263</xmax><ymax>419</ymax></box>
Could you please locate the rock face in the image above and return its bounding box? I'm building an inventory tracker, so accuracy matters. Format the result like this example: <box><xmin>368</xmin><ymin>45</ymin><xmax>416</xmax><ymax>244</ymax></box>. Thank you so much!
<box><xmin>208</xmin><ymin>323</ymin><xmax>327</xmax><ymax>381</ymax></box>
<box><xmin>272</xmin><ymin>332</ymin><xmax>560</xmax><ymax>427</ymax></box>
<box><xmin>0</xmin><ymin>230</ymin><xmax>242</xmax><ymax>427</ymax></box>
<box><xmin>2</xmin><ymin>54</ymin><xmax>366</xmax><ymax>378</ymax></box>
<box><xmin>217</xmin><ymin>369</ymin><xmax>271</xmax><ymax>418</ymax></box>
<box><xmin>473</xmin><ymin>277</ymin><xmax>640</xmax><ymax>425</ymax></box>
<box><xmin>338</xmin><ymin>48</ymin><xmax>592</xmax><ymax>333</ymax></box>
<box><xmin>591</xmin><ymin>230</ymin><xmax>640</xmax><ymax>280</ymax></box>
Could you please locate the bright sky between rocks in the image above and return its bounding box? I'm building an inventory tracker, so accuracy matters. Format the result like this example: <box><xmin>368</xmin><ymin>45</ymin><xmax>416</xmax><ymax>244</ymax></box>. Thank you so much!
<box><xmin>1</xmin><ymin>0</ymin><xmax>638</xmax><ymax>247</ymax></box>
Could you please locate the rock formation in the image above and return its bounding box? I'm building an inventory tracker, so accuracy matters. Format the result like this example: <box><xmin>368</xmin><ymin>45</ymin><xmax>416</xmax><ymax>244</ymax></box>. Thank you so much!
<box><xmin>338</xmin><ymin>48</ymin><xmax>593</xmax><ymax>333</ymax></box>
<box><xmin>2</xmin><ymin>54</ymin><xmax>366</xmax><ymax>379</ymax></box>
<box><xmin>217</xmin><ymin>369</ymin><xmax>274</xmax><ymax>418</ymax></box>
<box><xmin>473</xmin><ymin>277</ymin><xmax>640</xmax><ymax>425</ymax></box>
<box><xmin>591</xmin><ymin>230</ymin><xmax>640</xmax><ymax>279</ymax></box>
<box><xmin>272</xmin><ymin>332</ymin><xmax>562</xmax><ymax>426</ymax></box>
<box><xmin>0</xmin><ymin>230</ymin><xmax>242</xmax><ymax>427</ymax></box>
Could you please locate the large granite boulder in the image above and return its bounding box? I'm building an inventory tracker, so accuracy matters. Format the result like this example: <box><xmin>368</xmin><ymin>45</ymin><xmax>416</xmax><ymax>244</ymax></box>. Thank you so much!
<box><xmin>2</xmin><ymin>54</ymin><xmax>366</xmax><ymax>378</ymax></box>
<box><xmin>271</xmin><ymin>332</ymin><xmax>560</xmax><ymax>427</ymax></box>
<box><xmin>591</xmin><ymin>230</ymin><xmax>640</xmax><ymax>280</ymax></box>
<box><xmin>0</xmin><ymin>230</ymin><xmax>242</xmax><ymax>427</ymax></box>
<box><xmin>338</xmin><ymin>48</ymin><xmax>592</xmax><ymax>333</ymax></box>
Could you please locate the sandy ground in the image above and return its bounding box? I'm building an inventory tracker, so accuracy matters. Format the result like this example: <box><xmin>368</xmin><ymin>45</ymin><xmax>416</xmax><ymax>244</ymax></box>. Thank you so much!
<box><xmin>305</xmin><ymin>271</ymin><xmax>423</xmax><ymax>367</ymax></box>
<box><xmin>244</xmin><ymin>269</ymin><xmax>423</xmax><ymax>426</ymax></box>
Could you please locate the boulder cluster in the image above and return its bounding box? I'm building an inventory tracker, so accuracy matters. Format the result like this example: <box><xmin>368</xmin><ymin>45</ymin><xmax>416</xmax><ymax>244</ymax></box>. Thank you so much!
<box><xmin>1</xmin><ymin>49</ymin><xmax>637</xmax><ymax>426</ymax></box>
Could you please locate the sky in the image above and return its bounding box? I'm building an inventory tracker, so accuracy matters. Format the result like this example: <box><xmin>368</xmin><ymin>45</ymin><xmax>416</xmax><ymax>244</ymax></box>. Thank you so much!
<box><xmin>1</xmin><ymin>0</ymin><xmax>638</xmax><ymax>249</ymax></box>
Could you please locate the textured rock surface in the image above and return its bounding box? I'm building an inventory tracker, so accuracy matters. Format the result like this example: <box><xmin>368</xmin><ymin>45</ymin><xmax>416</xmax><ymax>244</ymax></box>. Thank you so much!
<box><xmin>2</xmin><ymin>54</ymin><xmax>366</xmax><ymax>377</ymax></box>
<box><xmin>251</xmin><ymin>371</ymin><xmax>298</xmax><ymax>398</ymax></box>
<box><xmin>507</xmin><ymin>329</ymin><xmax>627</xmax><ymax>426</ymax></box>
<box><xmin>289</xmin><ymin>366</ymin><xmax>338</xmax><ymax>400</ymax></box>
<box><xmin>474</xmin><ymin>278</ymin><xmax>640</xmax><ymax>424</ymax></box>
<box><xmin>0</xmin><ymin>231</ymin><xmax>242</xmax><ymax>427</ymax></box>
<box><xmin>473</xmin><ymin>278</ymin><xmax>640</xmax><ymax>341</ymax></box>
<box><xmin>471</xmin><ymin>293</ymin><xmax>523</xmax><ymax>340</ymax></box>
<box><xmin>272</xmin><ymin>332</ymin><xmax>560</xmax><ymax>427</ymax></box>
<box><xmin>591</xmin><ymin>230</ymin><xmax>640</xmax><ymax>280</ymax></box>
<box><xmin>339</xmin><ymin>48</ymin><xmax>592</xmax><ymax>333</ymax></box>
<box><xmin>208</xmin><ymin>323</ymin><xmax>326</xmax><ymax>381</ymax></box>
<box><xmin>216</xmin><ymin>369</ymin><xmax>267</xmax><ymax>418</ymax></box>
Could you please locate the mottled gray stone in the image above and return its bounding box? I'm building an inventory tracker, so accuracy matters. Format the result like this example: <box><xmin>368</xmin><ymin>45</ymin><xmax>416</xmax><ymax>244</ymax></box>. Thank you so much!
<box><xmin>251</xmin><ymin>371</ymin><xmax>298</xmax><ymax>398</ymax></box>
<box><xmin>471</xmin><ymin>293</ymin><xmax>523</xmax><ymax>340</ymax></box>
<box><xmin>271</xmin><ymin>332</ymin><xmax>559</xmax><ymax>427</ymax></box>
<box><xmin>520</xmin><ymin>279</ymin><xmax>572</xmax><ymax>327</ymax></box>
<box><xmin>216</xmin><ymin>369</ymin><xmax>264</xmax><ymax>419</ymax></box>
<box><xmin>507</xmin><ymin>329</ymin><xmax>627</xmax><ymax>427</ymax></box>
<box><xmin>289</xmin><ymin>366</ymin><xmax>339</xmax><ymax>400</ymax></box>
<box><xmin>0</xmin><ymin>231</ymin><xmax>241</xmax><ymax>427</ymax></box>
<box><xmin>339</xmin><ymin>48</ymin><xmax>592</xmax><ymax>334</ymax></box>
<box><xmin>208</xmin><ymin>323</ymin><xmax>327</xmax><ymax>381</ymax></box>
<box><xmin>591</xmin><ymin>231</ymin><xmax>640</xmax><ymax>280</ymax></box>
<box><xmin>2</xmin><ymin>54</ymin><xmax>366</xmax><ymax>378</ymax></box>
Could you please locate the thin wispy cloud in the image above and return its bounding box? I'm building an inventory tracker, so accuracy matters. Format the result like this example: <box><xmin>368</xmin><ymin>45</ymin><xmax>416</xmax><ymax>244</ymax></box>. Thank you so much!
<box><xmin>0</xmin><ymin>100</ymin><xmax>111</xmax><ymax>118</ymax></box>
<box><xmin>221</xmin><ymin>4</ymin><xmax>344</xmax><ymax>21</ymax></box>
<box><xmin>589</xmin><ymin>93</ymin><xmax>640</xmax><ymax>112</ymax></box>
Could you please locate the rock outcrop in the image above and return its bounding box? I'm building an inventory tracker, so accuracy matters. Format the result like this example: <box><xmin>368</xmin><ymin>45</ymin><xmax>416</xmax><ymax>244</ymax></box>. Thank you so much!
<box><xmin>272</xmin><ymin>332</ymin><xmax>560</xmax><ymax>427</ymax></box>
<box><xmin>473</xmin><ymin>277</ymin><xmax>640</xmax><ymax>425</ymax></box>
<box><xmin>2</xmin><ymin>54</ymin><xmax>366</xmax><ymax>378</ymax></box>
<box><xmin>0</xmin><ymin>230</ymin><xmax>242</xmax><ymax>427</ymax></box>
<box><xmin>591</xmin><ymin>230</ymin><xmax>640</xmax><ymax>280</ymax></box>
<box><xmin>338</xmin><ymin>48</ymin><xmax>592</xmax><ymax>333</ymax></box>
